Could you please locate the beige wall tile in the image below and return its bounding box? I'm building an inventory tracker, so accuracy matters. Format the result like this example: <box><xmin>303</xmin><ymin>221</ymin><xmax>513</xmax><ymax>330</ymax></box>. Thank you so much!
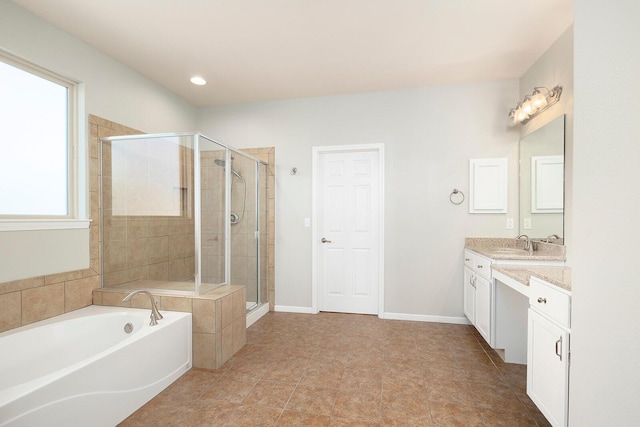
<box><xmin>92</xmin><ymin>289</ymin><xmax>103</xmax><ymax>305</ymax></box>
<box><xmin>221</xmin><ymin>294</ymin><xmax>233</xmax><ymax>328</ymax></box>
<box><xmin>22</xmin><ymin>283</ymin><xmax>64</xmax><ymax>324</ymax></box>
<box><xmin>221</xmin><ymin>324</ymin><xmax>234</xmax><ymax>364</ymax></box>
<box><xmin>0</xmin><ymin>276</ymin><xmax>44</xmax><ymax>295</ymax></box>
<box><xmin>232</xmin><ymin>287</ymin><xmax>245</xmax><ymax>320</ymax></box>
<box><xmin>101</xmin><ymin>291</ymin><xmax>131</xmax><ymax>307</ymax></box>
<box><xmin>232</xmin><ymin>316</ymin><xmax>247</xmax><ymax>354</ymax></box>
<box><xmin>45</xmin><ymin>270</ymin><xmax>83</xmax><ymax>285</ymax></box>
<box><xmin>193</xmin><ymin>332</ymin><xmax>216</xmax><ymax>370</ymax></box>
<box><xmin>0</xmin><ymin>292</ymin><xmax>22</xmax><ymax>332</ymax></box>
<box><xmin>65</xmin><ymin>275</ymin><xmax>101</xmax><ymax>312</ymax></box>
<box><xmin>161</xmin><ymin>296</ymin><xmax>193</xmax><ymax>313</ymax></box>
<box><xmin>193</xmin><ymin>298</ymin><xmax>216</xmax><ymax>334</ymax></box>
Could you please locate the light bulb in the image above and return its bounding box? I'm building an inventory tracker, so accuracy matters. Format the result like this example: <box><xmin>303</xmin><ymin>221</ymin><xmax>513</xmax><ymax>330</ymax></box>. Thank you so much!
<box><xmin>521</xmin><ymin>99</ymin><xmax>535</xmax><ymax>116</ymax></box>
<box><xmin>515</xmin><ymin>108</ymin><xmax>528</xmax><ymax>123</ymax></box>
<box><xmin>531</xmin><ymin>92</ymin><xmax>547</xmax><ymax>109</ymax></box>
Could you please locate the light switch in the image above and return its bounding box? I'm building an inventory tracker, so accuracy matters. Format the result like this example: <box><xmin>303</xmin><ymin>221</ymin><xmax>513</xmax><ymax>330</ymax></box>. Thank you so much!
<box><xmin>524</xmin><ymin>218</ymin><xmax>532</xmax><ymax>229</ymax></box>
<box><xmin>506</xmin><ymin>218</ymin><xmax>514</xmax><ymax>229</ymax></box>
<box><xmin>304</xmin><ymin>218</ymin><xmax>311</xmax><ymax>227</ymax></box>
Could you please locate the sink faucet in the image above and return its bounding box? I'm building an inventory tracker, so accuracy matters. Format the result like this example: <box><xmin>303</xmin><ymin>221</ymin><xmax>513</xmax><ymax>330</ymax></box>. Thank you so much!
<box><xmin>122</xmin><ymin>290</ymin><xmax>163</xmax><ymax>326</ymax></box>
<box><xmin>516</xmin><ymin>234</ymin><xmax>531</xmax><ymax>251</ymax></box>
<box><xmin>545</xmin><ymin>234</ymin><xmax>560</xmax><ymax>243</ymax></box>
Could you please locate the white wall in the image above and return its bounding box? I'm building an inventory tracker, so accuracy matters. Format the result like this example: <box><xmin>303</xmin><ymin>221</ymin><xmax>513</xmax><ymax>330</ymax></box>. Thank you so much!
<box><xmin>0</xmin><ymin>2</ymin><xmax>197</xmax><ymax>282</ymax></box>
<box><xmin>0</xmin><ymin>1</ymin><xmax>197</xmax><ymax>134</ymax></box>
<box><xmin>570</xmin><ymin>2</ymin><xmax>640</xmax><ymax>425</ymax></box>
<box><xmin>198</xmin><ymin>80</ymin><xmax>520</xmax><ymax>318</ymax></box>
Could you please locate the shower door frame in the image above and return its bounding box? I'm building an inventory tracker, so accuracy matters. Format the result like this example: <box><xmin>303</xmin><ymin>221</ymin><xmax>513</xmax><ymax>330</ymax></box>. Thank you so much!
<box><xmin>99</xmin><ymin>132</ymin><xmax>267</xmax><ymax>298</ymax></box>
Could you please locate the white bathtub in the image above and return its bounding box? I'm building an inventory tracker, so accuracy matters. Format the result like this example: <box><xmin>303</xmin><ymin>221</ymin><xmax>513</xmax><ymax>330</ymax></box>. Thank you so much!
<box><xmin>0</xmin><ymin>305</ymin><xmax>192</xmax><ymax>427</ymax></box>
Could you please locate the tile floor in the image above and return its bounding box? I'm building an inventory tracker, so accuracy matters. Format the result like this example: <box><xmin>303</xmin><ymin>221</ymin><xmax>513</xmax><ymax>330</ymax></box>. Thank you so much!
<box><xmin>120</xmin><ymin>312</ymin><xmax>551</xmax><ymax>426</ymax></box>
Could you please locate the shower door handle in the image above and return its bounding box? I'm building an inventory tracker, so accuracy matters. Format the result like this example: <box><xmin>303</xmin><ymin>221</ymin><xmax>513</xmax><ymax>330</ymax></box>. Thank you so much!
<box><xmin>321</xmin><ymin>238</ymin><xmax>332</xmax><ymax>243</ymax></box>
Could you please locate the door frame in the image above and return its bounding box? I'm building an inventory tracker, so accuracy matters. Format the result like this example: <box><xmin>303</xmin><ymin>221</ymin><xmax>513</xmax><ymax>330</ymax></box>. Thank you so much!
<box><xmin>311</xmin><ymin>143</ymin><xmax>385</xmax><ymax>318</ymax></box>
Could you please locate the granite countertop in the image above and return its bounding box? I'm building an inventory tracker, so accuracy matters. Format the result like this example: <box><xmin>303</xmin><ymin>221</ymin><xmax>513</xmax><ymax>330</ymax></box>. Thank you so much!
<box><xmin>492</xmin><ymin>265</ymin><xmax>572</xmax><ymax>292</ymax></box>
<box><xmin>465</xmin><ymin>237</ymin><xmax>566</xmax><ymax>261</ymax></box>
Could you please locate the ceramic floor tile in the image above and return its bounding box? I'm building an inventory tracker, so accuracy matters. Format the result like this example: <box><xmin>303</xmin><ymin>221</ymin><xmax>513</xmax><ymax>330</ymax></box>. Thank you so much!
<box><xmin>332</xmin><ymin>390</ymin><xmax>382</xmax><ymax>424</ymax></box>
<box><xmin>286</xmin><ymin>384</ymin><xmax>339</xmax><ymax>416</ymax></box>
<box><xmin>276</xmin><ymin>410</ymin><xmax>331</xmax><ymax>426</ymax></box>
<box><xmin>122</xmin><ymin>312</ymin><xmax>551</xmax><ymax>427</ymax></box>
<box><xmin>242</xmin><ymin>379</ymin><xmax>297</xmax><ymax>409</ymax></box>
<box><xmin>429</xmin><ymin>401</ymin><xmax>484</xmax><ymax>427</ymax></box>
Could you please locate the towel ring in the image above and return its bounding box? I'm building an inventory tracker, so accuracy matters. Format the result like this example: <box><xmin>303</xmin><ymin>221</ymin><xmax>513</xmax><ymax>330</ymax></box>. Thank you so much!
<box><xmin>450</xmin><ymin>189</ymin><xmax>464</xmax><ymax>205</ymax></box>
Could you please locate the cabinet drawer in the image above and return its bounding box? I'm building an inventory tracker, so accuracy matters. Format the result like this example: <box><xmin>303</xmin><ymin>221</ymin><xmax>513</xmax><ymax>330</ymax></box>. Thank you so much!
<box><xmin>529</xmin><ymin>277</ymin><xmax>571</xmax><ymax>328</ymax></box>
<box><xmin>464</xmin><ymin>250</ymin><xmax>474</xmax><ymax>269</ymax></box>
<box><xmin>474</xmin><ymin>254</ymin><xmax>492</xmax><ymax>280</ymax></box>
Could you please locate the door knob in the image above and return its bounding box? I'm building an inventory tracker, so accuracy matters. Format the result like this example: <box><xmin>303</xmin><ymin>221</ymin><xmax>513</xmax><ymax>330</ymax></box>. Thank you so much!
<box><xmin>321</xmin><ymin>238</ymin><xmax>332</xmax><ymax>243</ymax></box>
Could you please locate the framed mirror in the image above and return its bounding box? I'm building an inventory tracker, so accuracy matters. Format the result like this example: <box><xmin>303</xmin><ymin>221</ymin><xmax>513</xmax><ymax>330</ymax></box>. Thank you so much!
<box><xmin>519</xmin><ymin>115</ymin><xmax>565</xmax><ymax>243</ymax></box>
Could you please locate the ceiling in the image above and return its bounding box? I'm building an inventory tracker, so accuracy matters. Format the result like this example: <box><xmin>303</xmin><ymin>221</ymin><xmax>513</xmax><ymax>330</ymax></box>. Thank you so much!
<box><xmin>12</xmin><ymin>0</ymin><xmax>573</xmax><ymax>107</ymax></box>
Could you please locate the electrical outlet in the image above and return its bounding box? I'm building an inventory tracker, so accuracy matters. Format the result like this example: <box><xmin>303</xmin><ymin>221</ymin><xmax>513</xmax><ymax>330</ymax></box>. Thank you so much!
<box><xmin>524</xmin><ymin>218</ymin><xmax>532</xmax><ymax>229</ymax></box>
<box><xmin>304</xmin><ymin>218</ymin><xmax>311</xmax><ymax>227</ymax></box>
<box><xmin>506</xmin><ymin>218</ymin><xmax>514</xmax><ymax>229</ymax></box>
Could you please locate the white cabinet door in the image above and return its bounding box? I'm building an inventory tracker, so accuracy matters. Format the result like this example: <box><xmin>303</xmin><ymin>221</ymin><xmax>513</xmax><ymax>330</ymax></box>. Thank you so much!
<box><xmin>527</xmin><ymin>309</ymin><xmax>569</xmax><ymax>427</ymax></box>
<box><xmin>469</xmin><ymin>158</ymin><xmax>508</xmax><ymax>213</ymax></box>
<box><xmin>475</xmin><ymin>274</ymin><xmax>491</xmax><ymax>344</ymax></box>
<box><xmin>463</xmin><ymin>267</ymin><xmax>475</xmax><ymax>322</ymax></box>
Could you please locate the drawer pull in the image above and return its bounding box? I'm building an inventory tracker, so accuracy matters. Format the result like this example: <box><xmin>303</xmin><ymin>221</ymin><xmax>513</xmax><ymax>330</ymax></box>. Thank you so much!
<box><xmin>465</xmin><ymin>258</ymin><xmax>471</xmax><ymax>261</ymax></box>
<box><xmin>477</xmin><ymin>265</ymin><xmax>483</xmax><ymax>269</ymax></box>
<box><xmin>537</xmin><ymin>297</ymin><xmax>547</xmax><ymax>304</ymax></box>
<box><xmin>555</xmin><ymin>336</ymin><xmax>563</xmax><ymax>361</ymax></box>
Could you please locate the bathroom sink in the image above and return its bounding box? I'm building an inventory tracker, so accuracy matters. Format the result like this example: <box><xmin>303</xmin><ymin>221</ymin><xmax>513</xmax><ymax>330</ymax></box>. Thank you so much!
<box><xmin>492</xmin><ymin>247</ymin><xmax>530</xmax><ymax>254</ymax></box>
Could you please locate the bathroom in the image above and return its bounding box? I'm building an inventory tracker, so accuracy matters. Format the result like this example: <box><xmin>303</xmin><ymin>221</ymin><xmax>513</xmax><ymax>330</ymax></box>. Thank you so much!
<box><xmin>0</xmin><ymin>1</ymin><xmax>639</xmax><ymax>426</ymax></box>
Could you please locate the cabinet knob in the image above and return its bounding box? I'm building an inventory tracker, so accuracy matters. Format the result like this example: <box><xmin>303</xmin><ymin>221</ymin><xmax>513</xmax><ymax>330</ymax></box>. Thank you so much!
<box><xmin>477</xmin><ymin>265</ymin><xmax>483</xmax><ymax>269</ymax></box>
<box><xmin>537</xmin><ymin>297</ymin><xmax>547</xmax><ymax>304</ymax></box>
<box><xmin>465</xmin><ymin>258</ymin><xmax>470</xmax><ymax>261</ymax></box>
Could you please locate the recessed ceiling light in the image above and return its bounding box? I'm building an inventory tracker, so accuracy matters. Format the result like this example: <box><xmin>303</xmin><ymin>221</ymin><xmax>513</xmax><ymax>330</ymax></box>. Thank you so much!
<box><xmin>190</xmin><ymin>76</ymin><xmax>206</xmax><ymax>86</ymax></box>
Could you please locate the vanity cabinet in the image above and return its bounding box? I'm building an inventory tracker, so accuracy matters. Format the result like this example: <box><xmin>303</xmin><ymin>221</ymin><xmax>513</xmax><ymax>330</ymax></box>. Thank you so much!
<box><xmin>527</xmin><ymin>277</ymin><xmax>571</xmax><ymax>427</ymax></box>
<box><xmin>463</xmin><ymin>250</ymin><xmax>493</xmax><ymax>344</ymax></box>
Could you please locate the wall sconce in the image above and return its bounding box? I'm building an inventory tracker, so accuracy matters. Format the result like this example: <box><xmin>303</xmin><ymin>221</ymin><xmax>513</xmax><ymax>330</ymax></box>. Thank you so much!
<box><xmin>509</xmin><ymin>86</ymin><xmax>562</xmax><ymax>125</ymax></box>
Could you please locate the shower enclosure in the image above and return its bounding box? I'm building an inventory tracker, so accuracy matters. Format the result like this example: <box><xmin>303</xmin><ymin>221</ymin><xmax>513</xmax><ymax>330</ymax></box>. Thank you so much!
<box><xmin>100</xmin><ymin>132</ymin><xmax>268</xmax><ymax>312</ymax></box>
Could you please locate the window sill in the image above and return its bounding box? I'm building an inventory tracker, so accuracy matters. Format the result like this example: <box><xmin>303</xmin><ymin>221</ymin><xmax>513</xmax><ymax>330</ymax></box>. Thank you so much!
<box><xmin>0</xmin><ymin>219</ymin><xmax>92</xmax><ymax>232</ymax></box>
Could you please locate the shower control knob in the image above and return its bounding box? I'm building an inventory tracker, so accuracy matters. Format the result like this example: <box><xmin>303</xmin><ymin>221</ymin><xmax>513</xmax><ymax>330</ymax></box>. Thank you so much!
<box><xmin>321</xmin><ymin>238</ymin><xmax>332</xmax><ymax>243</ymax></box>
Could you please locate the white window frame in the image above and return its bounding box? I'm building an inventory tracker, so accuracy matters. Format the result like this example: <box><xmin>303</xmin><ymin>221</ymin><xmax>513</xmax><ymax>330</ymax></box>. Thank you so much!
<box><xmin>0</xmin><ymin>50</ymin><xmax>89</xmax><ymax>232</ymax></box>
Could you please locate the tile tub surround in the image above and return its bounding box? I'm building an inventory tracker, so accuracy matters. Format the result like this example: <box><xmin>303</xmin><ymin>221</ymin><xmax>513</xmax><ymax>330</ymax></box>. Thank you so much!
<box><xmin>93</xmin><ymin>285</ymin><xmax>246</xmax><ymax>370</ymax></box>
<box><xmin>492</xmin><ymin>265</ymin><xmax>571</xmax><ymax>292</ymax></box>
<box><xmin>120</xmin><ymin>311</ymin><xmax>552</xmax><ymax>426</ymax></box>
<box><xmin>465</xmin><ymin>237</ymin><xmax>566</xmax><ymax>261</ymax></box>
<box><xmin>1</xmin><ymin>116</ymin><xmax>275</xmax><ymax>335</ymax></box>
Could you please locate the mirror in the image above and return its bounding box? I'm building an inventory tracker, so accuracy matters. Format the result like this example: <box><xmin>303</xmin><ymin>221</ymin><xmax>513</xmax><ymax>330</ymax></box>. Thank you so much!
<box><xmin>519</xmin><ymin>115</ymin><xmax>565</xmax><ymax>243</ymax></box>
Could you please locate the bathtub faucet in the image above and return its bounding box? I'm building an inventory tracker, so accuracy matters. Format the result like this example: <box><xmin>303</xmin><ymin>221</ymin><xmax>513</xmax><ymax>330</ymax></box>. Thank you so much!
<box><xmin>122</xmin><ymin>290</ymin><xmax>164</xmax><ymax>326</ymax></box>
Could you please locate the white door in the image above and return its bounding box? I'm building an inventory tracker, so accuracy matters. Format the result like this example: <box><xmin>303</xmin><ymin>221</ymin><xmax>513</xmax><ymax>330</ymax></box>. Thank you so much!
<box><xmin>317</xmin><ymin>149</ymin><xmax>381</xmax><ymax>314</ymax></box>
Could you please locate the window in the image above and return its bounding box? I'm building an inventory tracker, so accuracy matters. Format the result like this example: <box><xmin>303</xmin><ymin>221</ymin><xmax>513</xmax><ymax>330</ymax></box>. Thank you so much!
<box><xmin>0</xmin><ymin>51</ymin><xmax>86</xmax><ymax>230</ymax></box>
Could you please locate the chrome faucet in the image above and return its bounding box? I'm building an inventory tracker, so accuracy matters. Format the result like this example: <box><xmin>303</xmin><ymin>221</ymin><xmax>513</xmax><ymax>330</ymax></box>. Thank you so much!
<box><xmin>122</xmin><ymin>290</ymin><xmax>163</xmax><ymax>326</ymax></box>
<box><xmin>516</xmin><ymin>234</ymin><xmax>531</xmax><ymax>251</ymax></box>
<box><xmin>545</xmin><ymin>234</ymin><xmax>560</xmax><ymax>243</ymax></box>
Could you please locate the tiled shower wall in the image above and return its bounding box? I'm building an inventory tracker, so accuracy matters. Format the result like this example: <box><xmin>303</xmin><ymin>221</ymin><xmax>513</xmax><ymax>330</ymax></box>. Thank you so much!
<box><xmin>0</xmin><ymin>115</ymin><xmax>275</xmax><ymax>334</ymax></box>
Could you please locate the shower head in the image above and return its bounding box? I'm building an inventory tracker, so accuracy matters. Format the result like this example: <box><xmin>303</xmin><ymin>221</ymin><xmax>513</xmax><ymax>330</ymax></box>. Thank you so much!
<box><xmin>213</xmin><ymin>158</ymin><xmax>245</xmax><ymax>182</ymax></box>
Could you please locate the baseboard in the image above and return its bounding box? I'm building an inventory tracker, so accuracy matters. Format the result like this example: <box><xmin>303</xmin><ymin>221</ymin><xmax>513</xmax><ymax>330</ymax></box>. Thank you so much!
<box><xmin>246</xmin><ymin>303</ymin><xmax>269</xmax><ymax>327</ymax></box>
<box><xmin>274</xmin><ymin>305</ymin><xmax>315</xmax><ymax>314</ymax></box>
<box><xmin>383</xmin><ymin>312</ymin><xmax>471</xmax><ymax>325</ymax></box>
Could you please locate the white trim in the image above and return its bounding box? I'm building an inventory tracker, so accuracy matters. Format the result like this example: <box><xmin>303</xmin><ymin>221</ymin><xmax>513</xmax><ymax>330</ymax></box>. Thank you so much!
<box><xmin>274</xmin><ymin>305</ymin><xmax>316</xmax><ymax>314</ymax></box>
<box><xmin>311</xmin><ymin>143</ymin><xmax>385</xmax><ymax>318</ymax></box>
<box><xmin>246</xmin><ymin>303</ymin><xmax>270</xmax><ymax>327</ymax></box>
<box><xmin>384</xmin><ymin>312</ymin><xmax>471</xmax><ymax>325</ymax></box>
<box><xmin>0</xmin><ymin>219</ymin><xmax>91</xmax><ymax>232</ymax></box>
